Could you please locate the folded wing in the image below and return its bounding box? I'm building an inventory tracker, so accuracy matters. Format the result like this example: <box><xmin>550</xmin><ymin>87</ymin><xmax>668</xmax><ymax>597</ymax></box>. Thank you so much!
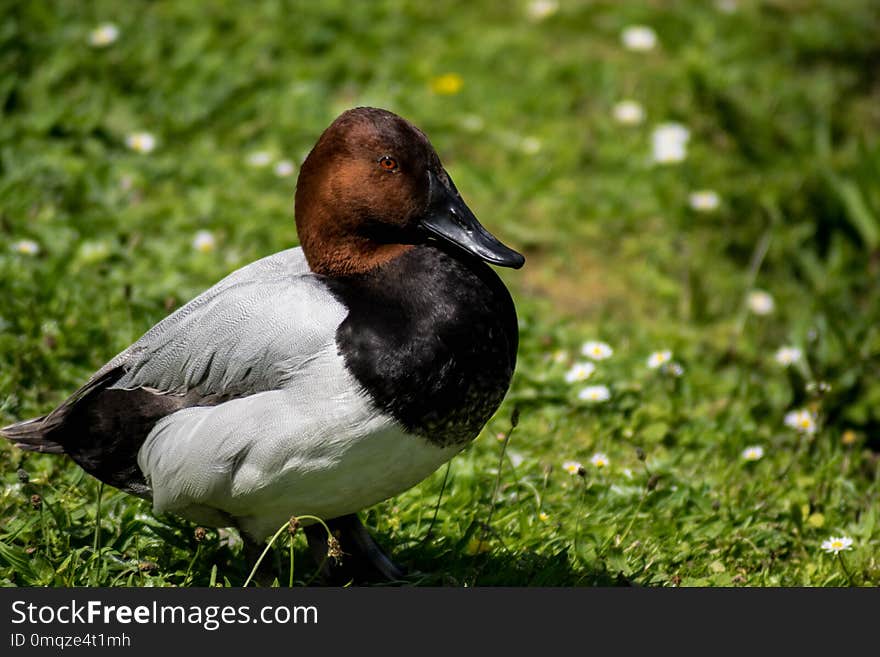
<box><xmin>1</xmin><ymin>247</ymin><xmax>349</xmax><ymax>495</ymax></box>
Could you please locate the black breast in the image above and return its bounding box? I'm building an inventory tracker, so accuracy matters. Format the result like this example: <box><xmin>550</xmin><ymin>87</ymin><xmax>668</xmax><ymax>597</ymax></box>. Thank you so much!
<box><xmin>325</xmin><ymin>245</ymin><xmax>519</xmax><ymax>447</ymax></box>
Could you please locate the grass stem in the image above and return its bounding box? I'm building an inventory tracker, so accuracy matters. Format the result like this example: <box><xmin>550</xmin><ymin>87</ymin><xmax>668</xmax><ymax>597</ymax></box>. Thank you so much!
<box><xmin>421</xmin><ymin>461</ymin><xmax>452</xmax><ymax>546</ymax></box>
<box><xmin>243</xmin><ymin>515</ymin><xmax>332</xmax><ymax>587</ymax></box>
<box><xmin>92</xmin><ymin>482</ymin><xmax>104</xmax><ymax>553</ymax></box>
<box><xmin>838</xmin><ymin>552</ymin><xmax>856</xmax><ymax>586</ymax></box>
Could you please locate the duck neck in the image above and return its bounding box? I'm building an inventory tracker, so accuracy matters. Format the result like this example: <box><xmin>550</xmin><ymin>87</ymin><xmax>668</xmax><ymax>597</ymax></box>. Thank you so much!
<box><xmin>323</xmin><ymin>245</ymin><xmax>518</xmax><ymax>447</ymax></box>
<box><xmin>302</xmin><ymin>228</ymin><xmax>414</xmax><ymax>277</ymax></box>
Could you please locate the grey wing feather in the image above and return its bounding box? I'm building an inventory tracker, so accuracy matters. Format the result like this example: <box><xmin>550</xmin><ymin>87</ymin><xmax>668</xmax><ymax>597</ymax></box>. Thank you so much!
<box><xmin>103</xmin><ymin>247</ymin><xmax>344</xmax><ymax>400</ymax></box>
<box><xmin>2</xmin><ymin>248</ymin><xmax>330</xmax><ymax>437</ymax></box>
<box><xmin>2</xmin><ymin>246</ymin><xmax>347</xmax><ymax>492</ymax></box>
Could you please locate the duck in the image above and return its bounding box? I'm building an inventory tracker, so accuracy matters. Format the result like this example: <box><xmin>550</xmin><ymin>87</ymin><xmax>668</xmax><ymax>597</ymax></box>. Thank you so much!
<box><xmin>1</xmin><ymin>107</ymin><xmax>524</xmax><ymax>583</ymax></box>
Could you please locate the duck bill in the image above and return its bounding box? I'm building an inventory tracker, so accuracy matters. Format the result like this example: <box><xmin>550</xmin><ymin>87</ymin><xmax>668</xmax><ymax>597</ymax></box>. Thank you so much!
<box><xmin>419</xmin><ymin>170</ymin><xmax>525</xmax><ymax>269</ymax></box>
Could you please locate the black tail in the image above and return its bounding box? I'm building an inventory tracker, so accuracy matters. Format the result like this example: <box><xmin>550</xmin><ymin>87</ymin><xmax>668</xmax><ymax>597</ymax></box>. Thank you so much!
<box><xmin>2</xmin><ymin>367</ymin><xmax>178</xmax><ymax>496</ymax></box>
<box><xmin>1</xmin><ymin>367</ymin><xmax>121</xmax><ymax>458</ymax></box>
<box><xmin>1</xmin><ymin>416</ymin><xmax>65</xmax><ymax>454</ymax></box>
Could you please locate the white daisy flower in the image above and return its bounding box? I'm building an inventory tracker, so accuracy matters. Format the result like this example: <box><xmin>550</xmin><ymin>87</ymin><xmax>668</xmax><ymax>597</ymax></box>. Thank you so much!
<box><xmin>774</xmin><ymin>346</ymin><xmax>802</xmax><ymax>367</ymax></box>
<box><xmin>125</xmin><ymin>132</ymin><xmax>156</xmax><ymax>154</ymax></box>
<box><xmin>578</xmin><ymin>385</ymin><xmax>611</xmax><ymax>403</ymax></box>
<box><xmin>741</xmin><ymin>445</ymin><xmax>764</xmax><ymax>461</ymax></box>
<box><xmin>246</xmin><ymin>151</ymin><xmax>272</xmax><ymax>167</ymax></box>
<box><xmin>520</xmin><ymin>136</ymin><xmax>542</xmax><ymax>154</ymax></box>
<box><xmin>78</xmin><ymin>241</ymin><xmax>110</xmax><ymax>263</ymax></box>
<box><xmin>460</xmin><ymin>114</ymin><xmax>485</xmax><ymax>133</ymax></box>
<box><xmin>821</xmin><ymin>536</ymin><xmax>854</xmax><ymax>554</ymax></box>
<box><xmin>192</xmin><ymin>230</ymin><xmax>216</xmax><ymax>253</ymax></box>
<box><xmin>647</xmin><ymin>350</ymin><xmax>672</xmax><ymax>369</ymax></box>
<box><xmin>590</xmin><ymin>452</ymin><xmax>610</xmax><ymax>469</ymax></box>
<box><xmin>12</xmin><ymin>239</ymin><xmax>40</xmax><ymax>256</ymax></box>
<box><xmin>612</xmin><ymin>100</ymin><xmax>645</xmax><ymax>126</ymax></box>
<box><xmin>621</xmin><ymin>25</ymin><xmax>657</xmax><ymax>51</ymax></box>
<box><xmin>2</xmin><ymin>483</ymin><xmax>23</xmax><ymax>496</ymax></box>
<box><xmin>565</xmin><ymin>361</ymin><xmax>595</xmax><ymax>383</ymax></box>
<box><xmin>274</xmin><ymin>159</ymin><xmax>295</xmax><ymax>177</ymax></box>
<box><xmin>550</xmin><ymin>349</ymin><xmax>568</xmax><ymax>364</ymax></box>
<box><xmin>507</xmin><ymin>451</ymin><xmax>525</xmax><ymax>468</ymax></box>
<box><xmin>689</xmin><ymin>190</ymin><xmax>721</xmax><ymax>212</ymax></box>
<box><xmin>651</xmin><ymin>123</ymin><xmax>690</xmax><ymax>163</ymax></box>
<box><xmin>562</xmin><ymin>460</ymin><xmax>584</xmax><ymax>475</ymax></box>
<box><xmin>746</xmin><ymin>290</ymin><xmax>774</xmax><ymax>315</ymax></box>
<box><xmin>784</xmin><ymin>408</ymin><xmax>817</xmax><ymax>435</ymax></box>
<box><xmin>581</xmin><ymin>341</ymin><xmax>613</xmax><ymax>361</ymax></box>
<box><xmin>88</xmin><ymin>23</ymin><xmax>119</xmax><ymax>48</ymax></box>
<box><xmin>526</xmin><ymin>0</ymin><xmax>558</xmax><ymax>21</ymax></box>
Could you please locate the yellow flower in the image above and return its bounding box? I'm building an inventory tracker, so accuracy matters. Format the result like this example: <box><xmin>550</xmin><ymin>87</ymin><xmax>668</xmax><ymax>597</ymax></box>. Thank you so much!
<box><xmin>538</xmin><ymin>512</ymin><xmax>550</xmax><ymax>522</ymax></box>
<box><xmin>430</xmin><ymin>73</ymin><xmax>464</xmax><ymax>95</ymax></box>
<box><xmin>841</xmin><ymin>430</ymin><xmax>858</xmax><ymax>446</ymax></box>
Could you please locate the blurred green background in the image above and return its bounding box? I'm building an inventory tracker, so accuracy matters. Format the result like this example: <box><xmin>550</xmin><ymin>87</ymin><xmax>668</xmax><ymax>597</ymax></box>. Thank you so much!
<box><xmin>1</xmin><ymin>0</ymin><xmax>879</xmax><ymax>586</ymax></box>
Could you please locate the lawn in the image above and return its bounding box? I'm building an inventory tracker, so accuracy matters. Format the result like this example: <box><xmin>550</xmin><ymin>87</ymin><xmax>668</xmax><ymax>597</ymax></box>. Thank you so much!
<box><xmin>2</xmin><ymin>0</ymin><xmax>879</xmax><ymax>587</ymax></box>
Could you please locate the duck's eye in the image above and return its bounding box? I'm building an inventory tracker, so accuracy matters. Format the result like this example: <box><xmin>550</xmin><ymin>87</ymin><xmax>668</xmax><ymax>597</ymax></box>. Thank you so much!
<box><xmin>378</xmin><ymin>156</ymin><xmax>399</xmax><ymax>172</ymax></box>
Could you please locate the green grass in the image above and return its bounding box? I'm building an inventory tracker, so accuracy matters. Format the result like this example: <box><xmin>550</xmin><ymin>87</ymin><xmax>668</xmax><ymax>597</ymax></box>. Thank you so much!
<box><xmin>2</xmin><ymin>0</ymin><xmax>880</xmax><ymax>586</ymax></box>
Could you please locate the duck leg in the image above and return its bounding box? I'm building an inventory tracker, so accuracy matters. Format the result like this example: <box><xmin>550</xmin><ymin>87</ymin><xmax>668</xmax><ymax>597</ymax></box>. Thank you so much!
<box><xmin>304</xmin><ymin>514</ymin><xmax>406</xmax><ymax>585</ymax></box>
